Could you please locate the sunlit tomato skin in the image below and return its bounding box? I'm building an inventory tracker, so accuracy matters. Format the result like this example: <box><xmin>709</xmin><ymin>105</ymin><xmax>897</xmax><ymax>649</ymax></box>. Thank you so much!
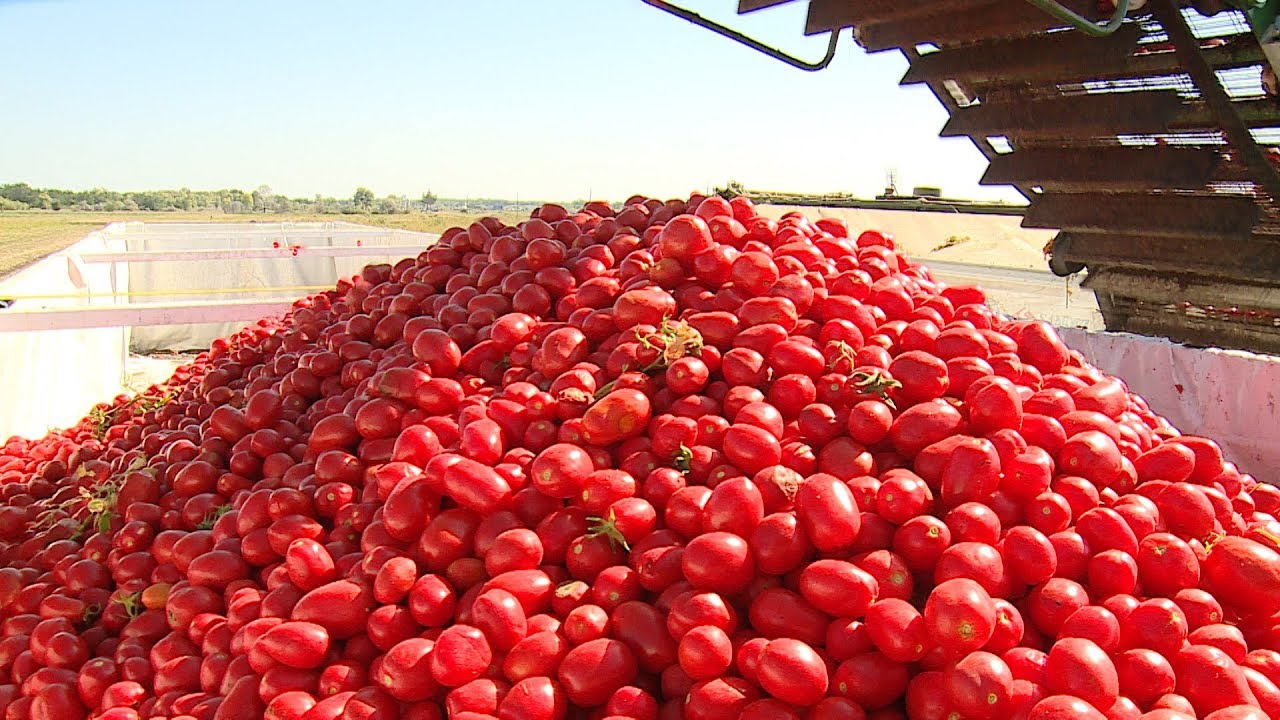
<box><xmin>795</xmin><ymin>473</ymin><xmax>861</xmax><ymax>554</ymax></box>
<box><xmin>756</xmin><ymin>638</ymin><xmax>828</xmax><ymax>707</ymax></box>
<box><xmin>924</xmin><ymin>578</ymin><xmax>997</xmax><ymax>655</ymax></box>
<box><xmin>582</xmin><ymin>390</ymin><xmax>652</xmax><ymax>446</ymax></box>
<box><xmin>682</xmin><ymin>532</ymin><xmax>754</xmax><ymax>595</ymax></box>
<box><xmin>2</xmin><ymin>194</ymin><xmax>1268</xmax><ymax>720</ymax></box>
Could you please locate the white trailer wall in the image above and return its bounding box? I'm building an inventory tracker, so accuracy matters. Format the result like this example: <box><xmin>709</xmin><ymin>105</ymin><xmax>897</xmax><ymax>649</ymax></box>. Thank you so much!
<box><xmin>0</xmin><ymin>221</ymin><xmax>437</xmax><ymax>440</ymax></box>
<box><xmin>1060</xmin><ymin>327</ymin><xmax>1280</xmax><ymax>486</ymax></box>
<box><xmin>115</xmin><ymin>222</ymin><xmax>436</xmax><ymax>352</ymax></box>
<box><xmin>0</xmin><ymin>229</ymin><xmax>128</xmax><ymax>441</ymax></box>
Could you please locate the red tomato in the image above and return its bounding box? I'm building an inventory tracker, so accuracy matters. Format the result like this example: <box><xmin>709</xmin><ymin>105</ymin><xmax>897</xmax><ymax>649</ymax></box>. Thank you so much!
<box><xmin>1058</xmin><ymin>431</ymin><xmax>1123</xmax><ymax>487</ymax></box>
<box><xmin>795</xmin><ymin>474</ymin><xmax>861</xmax><ymax>553</ymax></box>
<box><xmin>1203</xmin><ymin>537</ymin><xmax>1280</xmax><ymax>617</ymax></box>
<box><xmin>748</xmin><ymin>588</ymin><xmax>827</xmax><ymax>647</ymax></box>
<box><xmin>865</xmin><ymin>599</ymin><xmax>929</xmax><ymax>663</ymax></box>
<box><xmin>582</xmin><ymin>390</ymin><xmax>652</xmax><ymax>446</ymax></box>
<box><xmin>889</xmin><ymin>400</ymin><xmax>964</xmax><ymax>458</ymax></box>
<box><xmin>889</xmin><ymin>351</ymin><xmax>949</xmax><ymax>402</ymax></box>
<box><xmin>682</xmin><ymin>532</ymin><xmax>754</xmax><ymax>595</ymax></box>
<box><xmin>722</xmin><ymin>424</ymin><xmax>782</xmax><ymax>475</ymax></box>
<box><xmin>875</xmin><ymin>471</ymin><xmax>933</xmax><ymax>525</ymax></box>
<box><xmin>944</xmin><ymin>650</ymin><xmax>1014</xmax><ymax>719</ymax></box>
<box><xmin>847</xmin><ymin>401</ymin><xmax>893</xmax><ymax>446</ymax></box>
<box><xmin>290</xmin><ymin>581</ymin><xmax>374</xmax><ymax>640</ymax></box>
<box><xmin>893</xmin><ymin>515</ymin><xmax>952</xmax><ymax>573</ymax></box>
<box><xmin>751</xmin><ymin>513</ymin><xmax>812</xmax><ymax>576</ymax></box>
<box><xmin>756</xmin><ymin>638</ymin><xmax>828</xmax><ymax>706</ymax></box>
<box><xmin>1121</xmin><ymin>599</ymin><xmax>1189</xmax><ymax>656</ymax></box>
<box><xmin>1044</xmin><ymin>637</ymin><xmax>1119</xmax><ymax>712</ymax></box>
<box><xmin>924</xmin><ymin>578</ymin><xmax>997</xmax><ymax>654</ymax></box>
<box><xmin>966</xmin><ymin>376</ymin><xmax>1023</xmax><ymax>435</ymax></box>
<box><xmin>1060</xmin><ymin>606</ymin><xmax>1121</xmax><ymax>654</ymax></box>
<box><xmin>1025</xmin><ymin>578</ymin><xmax>1090</xmax><ymax>638</ymax></box>
<box><xmin>834</xmin><ymin>652</ymin><xmax>908</xmax><ymax>710</ymax></box>
<box><xmin>1026</xmin><ymin>694</ymin><xmax>1107</xmax><ymax>719</ymax></box>
<box><xmin>677</xmin><ymin>626</ymin><xmax>732</xmax><ymax>680</ymax></box>
<box><xmin>430</xmin><ymin>625</ymin><xmax>493</xmax><ymax>688</ymax></box>
<box><xmin>798</xmin><ymin>560</ymin><xmax>878</xmax><ymax>618</ymax></box>
<box><xmin>257</xmin><ymin>622</ymin><xmax>331</xmax><ymax>669</ymax></box>
<box><xmin>684</xmin><ymin>676</ymin><xmax>759</xmax><ymax>720</ymax></box>
<box><xmin>1002</xmin><ymin>526</ymin><xmax>1057</xmax><ymax>586</ymax></box>
<box><xmin>497</xmin><ymin>676</ymin><xmax>566</xmax><ymax>720</ymax></box>
<box><xmin>557</xmin><ymin>639</ymin><xmax>637</xmax><ymax>707</ymax></box>
<box><xmin>530</xmin><ymin>444</ymin><xmax>593</xmax><ymax>500</ymax></box>
<box><xmin>470</xmin><ymin>589</ymin><xmax>528</xmax><ymax>653</ymax></box>
<box><xmin>1175</xmin><ymin>644</ymin><xmax>1258</xmax><ymax>716</ymax></box>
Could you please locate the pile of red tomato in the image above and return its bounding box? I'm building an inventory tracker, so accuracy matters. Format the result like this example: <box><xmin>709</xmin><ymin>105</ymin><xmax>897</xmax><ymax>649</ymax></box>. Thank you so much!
<box><xmin>0</xmin><ymin>193</ymin><xmax>1279</xmax><ymax>720</ymax></box>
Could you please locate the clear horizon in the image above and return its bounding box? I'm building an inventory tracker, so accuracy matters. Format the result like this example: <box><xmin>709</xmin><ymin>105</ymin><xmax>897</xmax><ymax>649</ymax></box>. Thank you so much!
<box><xmin>0</xmin><ymin>1</ymin><xmax>1023</xmax><ymax>205</ymax></box>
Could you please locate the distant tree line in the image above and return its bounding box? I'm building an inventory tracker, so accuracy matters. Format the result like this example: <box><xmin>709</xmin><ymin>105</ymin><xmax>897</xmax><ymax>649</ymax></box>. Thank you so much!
<box><xmin>0</xmin><ymin>183</ymin><xmax>479</xmax><ymax>215</ymax></box>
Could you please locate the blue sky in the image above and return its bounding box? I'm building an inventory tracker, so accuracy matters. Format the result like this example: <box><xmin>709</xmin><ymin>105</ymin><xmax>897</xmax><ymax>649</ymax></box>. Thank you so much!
<box><xmin>0</xmin><ymin>0</ymin><xmax>1020</xmax><ymax>203</ymax></box>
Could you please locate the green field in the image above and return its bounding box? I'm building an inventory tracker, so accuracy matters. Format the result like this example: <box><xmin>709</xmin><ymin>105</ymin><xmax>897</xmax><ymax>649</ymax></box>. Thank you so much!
<box><xmin>0</xmin><ymin>210</ymin><xmax>531</xmax><ymax>278</ymax></box>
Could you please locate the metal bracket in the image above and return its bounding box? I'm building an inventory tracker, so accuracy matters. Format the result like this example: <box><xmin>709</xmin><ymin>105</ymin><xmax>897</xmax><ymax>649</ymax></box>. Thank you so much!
<box><xmin>641</xmin><ymin>0</ymin><xmax>839</xmax><ymax>71</ymax></box>
<box><xmin>1024</xmin><ymin>0</ymin><xmax>1132</xmax><ymax>37</ymax></box>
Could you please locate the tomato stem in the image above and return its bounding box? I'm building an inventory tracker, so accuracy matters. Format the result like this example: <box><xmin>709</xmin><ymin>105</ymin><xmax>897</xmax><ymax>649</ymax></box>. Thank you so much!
<box><xmin>586</xmin><ymin>508</ymin><xmax>631</xmax><ymax>552</ymax></box>
<box><xmin>113</xmin><ymin>591</ymin><xmax>143</xmax><ymax>620</ymax></box>
<box><xmin>197</xmin><ymin>504</ymin><xmax>233</xmax><ymax>531</ymax></box>
<box><xmin>851</xmin><ymin>369</ymin><xmax>901</xmax><ymax>409</ymax></box>
<box><xmin>673</xmin><ymin>445</ymin><xmax>693</xmax><ymax>475</ymax></box>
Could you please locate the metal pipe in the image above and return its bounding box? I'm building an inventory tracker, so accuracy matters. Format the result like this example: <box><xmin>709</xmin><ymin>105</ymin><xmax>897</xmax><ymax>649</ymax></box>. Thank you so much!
<box><xmin>1024</xmin><ymin>0</ymin><xmax>1131</xmax><ymax>37</ymax></box>
<box><xmin>641</xmin><ymin>0</ymin><xmax>839</xmax><ymax>71</ymax></box>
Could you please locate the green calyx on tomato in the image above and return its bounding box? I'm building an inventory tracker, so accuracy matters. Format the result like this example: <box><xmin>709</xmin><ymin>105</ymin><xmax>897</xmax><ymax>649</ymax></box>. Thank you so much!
<box><xmin>587</xmin><ymin>508</ymin><xmax>631</xmax><ymax>552</ymax></box>
<box><xmin>673</xmin><ymin>445</ymin><xmax>693</xmax><ymax>475</ymax></box>
<box><xmin>635</xmin><ymin>318</ymin><xmax>703</xmax><ymax>369</ymax></box>
<box><xmin>114</xmin><ymin>590</ymin><xmax>144</xmax><ymax>620</ymax></box>
<box><xmin>196</xmin><ymin>503</ymin><xmax>233</xmax><ymax>530</ymax></box>
<box><xmin>81</xmin><ymin>602</ymin><xmax>103</xmax><ymax>627</ymax></box>
<box><xmin>851</xmin><ymin>369</ymin><xmax>901</xmax><ymax>409</ymax></box>
<box><xmin>593</xmin><ymin>319</ymin><xmax>705</xmax><ymax>401</ymax></box>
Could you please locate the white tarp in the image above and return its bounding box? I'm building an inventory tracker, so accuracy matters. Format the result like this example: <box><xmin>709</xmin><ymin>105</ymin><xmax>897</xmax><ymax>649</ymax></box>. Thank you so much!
<box><xmin>116</xmin><ymin>222</ymin><xmax>437</xmax><ymax>352</ymax></box>
<box><xmin>1060</xmin><ymin>327</ymin><xmax>1280</xmax><ymax>486</ymax></box>
<box><xmin>0</xmin><ymin>230</ymin><xmax>127</xmax><ymax>441</ymax></box>
<box><xmin>0</xmin><ymin>221</ymin><xmax>437</xmax><ymax>440</ymax></box>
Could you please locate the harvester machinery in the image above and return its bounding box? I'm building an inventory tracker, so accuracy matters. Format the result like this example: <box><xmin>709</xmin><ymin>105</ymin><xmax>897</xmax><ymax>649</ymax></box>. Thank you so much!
<box><xmin>646</xmin><ymin>0</ymin><xmax>1280</xmax><ymax>354</ymax></box>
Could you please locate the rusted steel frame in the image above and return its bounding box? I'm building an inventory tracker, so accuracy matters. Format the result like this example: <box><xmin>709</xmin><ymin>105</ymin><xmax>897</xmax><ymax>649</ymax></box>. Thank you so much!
<box><xmin>1112</xmin><ymin>309</ymin><xmax>1280</xmax><ymax>352</ymax></box>
<box><xmin>856</xmin><ymin>0</ymin><xmax>1101</xmax><ymax>52</ymax></box>
<box><xmin>981</xmin><ymin>146</ymin><xmax>1221</xmax><ymax>190</ymax></box>
<box><xmin>1083</xmin><ymin>267</ymin><xmax>1280</xmax><ymax>310</ymax></box>
<box><xmin>972</xmin><ymin>41</ymin><xmax>1264</xmax><ymax>93</ymax></box>
<box><xmin>805</xmin><ymin>0</ymin><xmax>1000</xmax><ymax>36</ymax></box>
<box><xmin>901</xmin><ymin>24</ymin><xmax>1144</xmax><ymax>86</ymax></box>
<box><xmin>941</xmin><ymin>91</ymin><xmax>1185</xmax><ymax>139</ymax></box>
<box><xmin>1149</xmin><ymin>0</ymin><xmax>1280</xmax><ymax>199</ymax></box>
<box><xmin>1172</xmin><ymin>97</ymin><xmax>1280</xmax><ymax>129</ymax></box>
<box><xmin>900</xmin><ymin>47</ymin><xmax>1035</xmax><ymax>202</ymax></box>
<box><xmin>1023</xmin><ymin>192</ymin><xmax>1260</xmax><ymax>238</ymax></box>
<box><xmin>1049</xmin><ymin>230</ymin><xmax>1280</xmax><ymax>282</ymax></box>
<box><xmin>737</xmin><ymin>0</ymin><xmax>797</xmax><ymax>13</ymax></box>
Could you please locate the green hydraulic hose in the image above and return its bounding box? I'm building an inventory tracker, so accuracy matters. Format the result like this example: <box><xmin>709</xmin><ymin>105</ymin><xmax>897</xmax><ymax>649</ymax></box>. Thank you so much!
<box><xmin>1024</xmin><ymin>0</ymin><xmax>1133</xmax><ymax>37</ymax></box>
